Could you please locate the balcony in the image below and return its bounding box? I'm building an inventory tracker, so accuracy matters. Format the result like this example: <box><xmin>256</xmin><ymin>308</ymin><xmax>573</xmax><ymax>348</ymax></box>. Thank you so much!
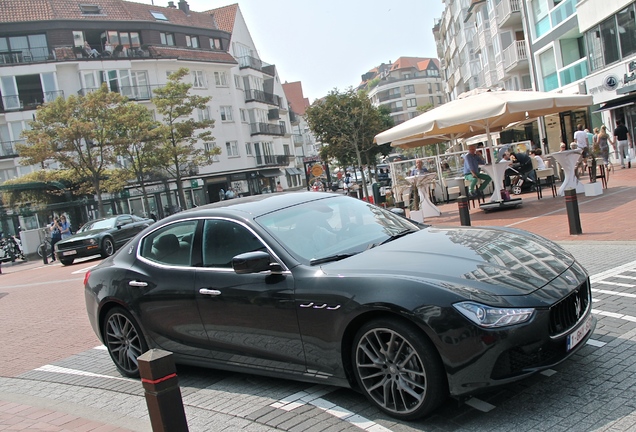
<box><xmin>496</xmin><ymin>0</ymin><xmax>522</xmax><ymax>27</ymax></box>
<box><xmin>78</xmin><ymin>85</ymin><xmax>157</xmax><ymax>100</ymax></box>
<box><xmin>245</xmin><ymin>89</ymin><xmax>281</xmax><ymax>107</ymax></box>
<box><xmin>378</xmin><ymin>92</ymin><xmax>401</xmax><ymax>102</ymax></box>
<box><xmin>502</xmin><ymin>41</ymin><xmax>528</xmax><ymax>73</ymax></box>
<box><xmin>268</xmin><ymin>108</ymin><xmax>280</xmax><ymax>120</ymax></box>
<box><xmin>255</xmin><ymin>154</ymin><xmax>292</xmax><ymax>167</ymax></box>
<box><xmin>237</xmin><ymin>55</ymin><xmax>275</xmax><ymax>76</ymax></box>
<box><xmin>0</xmin><ymin>139</ymin><xmax>23</xmax><ymax>159</ymax></box>
<box><xmin>559</xmin><ymin>58</ymin><xmax>588</xmax><ymax>87</ymax></box>
<box><xmin>292</xmin><ymin>134</ymin><xmax>304</xmax><ymax>146</ymax></box>
<box><xmin>0</xmin><ymin>47</ymin><xmax>52</xmax><ymax>65</ymax></box>
<box><xmin>250</xmin><ymin>122</ymin><xmax>286</xmax><ymax>136</ymax></box>
<box><xmin>1</xmin><ymin>90</ymin><xmax>64</xmax><ymax>112</ymax></box>
<box><xmin>289</xmin><ymin>110</ymin><xmax>300</xmax><ymax>125</ymax></box>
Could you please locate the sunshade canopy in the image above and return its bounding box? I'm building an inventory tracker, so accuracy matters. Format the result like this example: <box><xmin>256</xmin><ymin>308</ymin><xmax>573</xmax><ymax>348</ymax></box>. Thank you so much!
<box><xmin>375</xmin><ymin>90</ymin><xmax>594</xmax><ymax>149</ymax></box>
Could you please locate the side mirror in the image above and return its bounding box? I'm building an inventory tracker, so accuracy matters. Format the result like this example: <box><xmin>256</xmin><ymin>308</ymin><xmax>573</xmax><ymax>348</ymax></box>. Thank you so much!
<box><xmin>390</xmin><ymin>208</ymin><xmax>405</xmax><ymax>217</ymax></box>
<box><xmin>233</xmin><ymin>251</ymin><xmax>282</xmax><ymax>274</ymax></box>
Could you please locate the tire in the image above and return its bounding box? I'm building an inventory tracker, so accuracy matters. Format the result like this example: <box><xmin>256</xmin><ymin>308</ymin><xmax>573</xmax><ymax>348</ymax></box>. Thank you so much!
<box><xmin>512</xmin><ymin>186</ymin><xmax>522</xmax><ymax>195</ymax></box>
<box><xmin>102</xmin><ymin>307</ymin><xmax>148</xmax><ymax>378</ymax></box>
<box><xmin>37</xmin><ymin>242</ymin><xmax>53</xmax><ymax>258</ymax></box>
<box><xmin>101</xmin><ymin>237</ymin><xmax>115</xmax><ymax>258</ymax></box>
<box><xmin>60</xmin><ymin>258</ymin><xmax>74</xmax><ymax>266</ymax></box>
<box><xmin>352</xmin><ymin>318</ymin><xmax>447</xmax><ymax>420</ymax></box>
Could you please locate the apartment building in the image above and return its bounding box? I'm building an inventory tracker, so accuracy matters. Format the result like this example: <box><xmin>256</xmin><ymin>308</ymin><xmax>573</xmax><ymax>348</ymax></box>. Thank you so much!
<box><xmin>363</xmin><ymin>57</ymin><xmax>445</xmax><ymax>126</ymax></box>
<box><xmin>0</xmin><ymin>0</ymin><xmax>299</xmax><ymax>232</ymax></box>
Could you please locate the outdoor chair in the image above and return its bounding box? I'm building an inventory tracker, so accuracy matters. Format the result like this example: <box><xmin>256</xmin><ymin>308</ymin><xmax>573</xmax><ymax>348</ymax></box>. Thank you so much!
<box><xmin>535</xmin><ymin>168</ymin><xmax>557</xmax><ymax>198</ymax></box>
<box><xmin>588</xmin><ymin>158</ymin><xmax>607</xmax><ymax>189</ymax></box>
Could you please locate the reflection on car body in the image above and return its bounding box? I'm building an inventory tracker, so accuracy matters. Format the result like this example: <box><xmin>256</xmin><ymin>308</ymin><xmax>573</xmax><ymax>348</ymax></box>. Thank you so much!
<box><xmin>84</xmin><ymin>192</ymin><xmax>595</xmax><ymax>420</ymax></box>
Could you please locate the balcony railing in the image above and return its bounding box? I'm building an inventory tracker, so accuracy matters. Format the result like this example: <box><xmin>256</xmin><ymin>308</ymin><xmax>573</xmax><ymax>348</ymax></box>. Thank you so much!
<box><xmin>78</xmin><ymin>85</ymin><xmax>158</xmax><ymax>100</ymax></box>
<box><xmin>559</xmin><ymin>58</ymin><xmax>588</xmax><ymax>87</ymax></box>
<box><xmin>0</xmin><ymin>139</ymin><xmax>24</xmax><ymax>158</ymax></box>
<box><xmin>292</xmin><ymin>134</ymin><xmax>304</xmax><ymax>146</ymax></box>
<box><xmin>502</xmin><ymin>41</ymin><xmax>528</xmax><ymax>72</ymax></box>
<box><xmin>0</xmin><ymin>48</ymin><xmax>52</xmax><ymax>65</ymax></box>
<box><xmin>245</xmin><ymin>89</ymin><xmax>281</xmax><ymax>107</ymax></box>
<box><xmin>1</xmin><ymin>90</ymin><xmax>64</xmax><ymax>112</ymax></box>
<box><xmin>249</xmin><ymin>122</ymin><xmax>286</xmax><ymax>136</ymax></box>
<box><xmin>495</xmin><ymin>0</ymin><xmax>521</xmax><ymax>27</ymax></box>
<box><xmin>378</xmin><ymin>92</ymin><xmax>401</xmax><ymax>102</ymax></box>
<box><xmin>237</xmin><ymin>55</ymin><xmax>275</xmax><ymax>76</ymax></box>
<box><xmin>255</xmin><ymin>154</ymin><xmax>292</xmax><ymax>167</ymax></box>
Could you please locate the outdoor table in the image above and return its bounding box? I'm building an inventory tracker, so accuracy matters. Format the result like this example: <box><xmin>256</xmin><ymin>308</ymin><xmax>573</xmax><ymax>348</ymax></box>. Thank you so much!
<box><xmin>480</xmin><ymin>162</ymin><xmax>511</xmax><ymax>203</ymax></box>
<box><xmin>551</xmin><ymin>149</ymin><xmax>583</xmax><ymax>196</ymax></box>
<box><xmin>406</xmin><ymin>173</ymin><xmax>441</xmax><ymax>218</ymax></box>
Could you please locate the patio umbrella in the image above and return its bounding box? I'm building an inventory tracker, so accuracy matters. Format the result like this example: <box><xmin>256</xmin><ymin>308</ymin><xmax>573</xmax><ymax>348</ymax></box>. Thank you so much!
<box><xmin>375</xmin><ymin>90</ymin><xmax>593</xmax><ymax>149</ymax></box>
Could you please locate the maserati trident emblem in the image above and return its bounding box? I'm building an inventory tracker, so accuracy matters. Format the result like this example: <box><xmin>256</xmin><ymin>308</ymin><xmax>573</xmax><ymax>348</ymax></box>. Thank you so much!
<box><xmin>573</xmin><ymin>296</ymin><xmax>582</xmax><ymax>319</ymax></box>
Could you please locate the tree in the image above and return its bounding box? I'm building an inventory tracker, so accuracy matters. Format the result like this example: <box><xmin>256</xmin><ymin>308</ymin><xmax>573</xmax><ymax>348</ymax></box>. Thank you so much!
<box><xmin>305</xmin><ymin>88</ymin><xmax>392</xmax><ymax>199</ymax></box>
<box><xmin>21</xmin><ymin>85</ymin><xmax>131</xmax><ymax>215</ymax></box>
<box><xmin>152</xmin><ymin>68</ymin><xmax>218</xmax><ymax>209</ymax></box>
<box><xmin>112</xmin><ymin>102</ymin><xmax>163</xmax><ymax>216</ymax></box>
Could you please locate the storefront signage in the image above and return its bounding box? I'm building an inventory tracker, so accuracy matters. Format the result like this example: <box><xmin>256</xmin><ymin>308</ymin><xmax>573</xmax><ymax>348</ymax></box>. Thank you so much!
<box><xmin>586</xmin><ymin>60</ymin><xmax>636</xmax><ymax>103</ymax></box>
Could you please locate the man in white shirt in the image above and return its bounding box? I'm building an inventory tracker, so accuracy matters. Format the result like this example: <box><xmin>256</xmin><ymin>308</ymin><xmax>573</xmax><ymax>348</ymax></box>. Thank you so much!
<box><xmin>573</xmin><ymin>123</ymin><xmax>589</xmax><ymax>158</ymax></box>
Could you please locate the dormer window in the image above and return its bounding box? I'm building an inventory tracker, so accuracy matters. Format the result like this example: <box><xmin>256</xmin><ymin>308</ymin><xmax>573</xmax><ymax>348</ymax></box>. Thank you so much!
<box><xmin>151</xmin><ymin>11</ymin><xmax>168</xmax><ymax>21</ymax></box>
<box><xmin>80</xmin><ymin>4</ymin><xmax>102</xmax><ymax>15</ymax></box>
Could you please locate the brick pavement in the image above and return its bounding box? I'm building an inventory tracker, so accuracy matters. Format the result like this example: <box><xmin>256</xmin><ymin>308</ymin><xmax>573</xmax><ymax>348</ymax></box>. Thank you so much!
<box><xmin>1</xmin><ymin>163</ymin><xmax>635</xmax><ymax>431</ymax></box>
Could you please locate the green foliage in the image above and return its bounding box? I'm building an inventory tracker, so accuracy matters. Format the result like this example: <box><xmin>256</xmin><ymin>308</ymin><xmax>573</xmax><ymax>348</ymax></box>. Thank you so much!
<box><xmin>152</xmin><ymin>67</ymin><xmax>217</xmax><ymax>208</ymax></box>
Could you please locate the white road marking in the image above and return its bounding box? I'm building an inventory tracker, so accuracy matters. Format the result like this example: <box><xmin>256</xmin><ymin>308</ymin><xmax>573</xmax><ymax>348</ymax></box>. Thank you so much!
<box><xmin>71</xmin><ymin>264</ymin><xmax>99</xmax><ymax>275</ymax></box>
<box><xmin>35</xmin><ymin>364</ymin><xmax>133</xmax><ymax>382</ymax></box>
<box><xmin>586</xmin><ymin>339</ymin><xmax>607</xmax><ymax>347</ymax></box>
<box><xmin>465</xmin><ymin>397</ymin><xmax>496</xmax><ymax>412</ymax></box>
<box><xmin>540</xmin><ymin>369</ymin><xmax>557</xmax><ymax>377</ymax></box>
<box><xmin>590</xmin><ymin>260</ymin><xmax>636</xmax><ymax>283</ymax></box>
<box><xmin>592</xmin><ymin>309</ymin><xmax>636</xmax><ymax>322</ymax></box>
<box><xmin>592</xmin><ymin>288</ymin><xmax>636</xmax><ymax>298</ymax></box>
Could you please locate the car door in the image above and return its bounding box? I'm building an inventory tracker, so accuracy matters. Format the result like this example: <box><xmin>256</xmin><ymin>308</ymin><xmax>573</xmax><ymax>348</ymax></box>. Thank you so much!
<box><xmin>113</xmin><ymin>215</ymin><xmax>137</xmax><ymax>247</ymax></box>
<box><xmin>125</xmin><ymin>219</ymin><xmax>210</xmax><ymax>358</ymax></box>
<box><xmin>194</xmin><ymin>218</ymin><xmax>305</xmax><ymax>373</ymax></box>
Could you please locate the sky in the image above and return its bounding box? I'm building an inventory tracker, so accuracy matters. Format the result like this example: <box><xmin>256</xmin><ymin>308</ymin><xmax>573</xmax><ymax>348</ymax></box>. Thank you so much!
<box><xmin>132</xmin><ymin>0</ymin><xmax>445</xmax><ymax>103</ymax></box>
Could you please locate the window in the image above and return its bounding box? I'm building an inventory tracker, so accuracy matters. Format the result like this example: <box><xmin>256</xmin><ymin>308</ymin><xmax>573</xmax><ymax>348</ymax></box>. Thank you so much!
<box><xmin>160</xmin><ymin>32</ymin><xmax>175</xmax><ymax>46</ymax></box>
<box><xmin>205</xmin><ymin>142</ymin><xmax>220</xmax><ymax>162</ymax></box>
<box><xmin>202</xmin><ymin>219</ymin><xmax>265</xmax><ymax>268</ymax></box>
<box><xmin>245</xmin><ymin>142</ymin><xmax>253</xmax><ymax>156</ymax></box>
<box><xmin>151</xmin><ymin>11</ymin><xmax>168</xmax><ymax>20</ymax></box>
<box><xmin>214</xmin><ymin>71</ymin><xmax>228</xmax><ymax>86</ymax></box>
<box><xmin>220</xmin><ymin>106</ymin><xmax>234</xmax><ymax>121</ymax></box>
<box><xmin>186</xmin><ymin>36</ymin><xmax>199</xmax><ymax>48</ymax></box>
<box><xmin>79</xmin><ymin>4</ymin><xmax>102</xmax><ymax>14</ymax></box>
<box><xmin>283</xmin><ymin>144</ymin><xmax>290</xmax><ymax>156</ymax></box>
<box><xmin>539</xmin><ymin>48</ymin><xmax>558</xmax><ymax>91</ymax></box>
<box><xmin>226</xmin><ymin>141</ymin><xmax>239</xmax><ymax>157</ymax></box>
<box><xmin>192</xmin><ymin>71</ymin><xmax>206</xmax><ymax>88</ymax></box>
<box><xmin>234</xmin><ymin>74</ymin><xmax>242</xmax><ymax>89</ymax></box>
<box><xmin>0</xmin><ymin>34</ymin><xmax>49</xmax><ymax>62</ymax></box>
<box><xmin>240</xmin><ymin>108</ymin><xmax>248</xmax><ymax>122</ymax></box>
<box><xmin>617</xmin><ymin>5</ymin><xmax>636</xmax><ymax>58</ymax></box>
<box><xmin>600</xmin><ymin>16</ymin><xmax>620</xmax><ymax>65</ymax></box>
<box><xmin>406</xmin><ymin>98</ymin><xmax>417</xmax><ymax>108</ymax></box>
<box><xmin>210</xmin><ymin>38</ymin><xmax>222</xmax><ymax>50</ymax></box>
<box><xmin>404</xmin><ymin>84</ymin><xmax>415</xmax><ymax>94</ymax></box>
<box><xmin>198</xmin><ymin>106</ymin><xmax>211</xmax><ymax>122</ymax></box>
<box><xmin>140</xmin><ymin>220</ymin><xmax>198</xmax><ymax>266</ymax></box>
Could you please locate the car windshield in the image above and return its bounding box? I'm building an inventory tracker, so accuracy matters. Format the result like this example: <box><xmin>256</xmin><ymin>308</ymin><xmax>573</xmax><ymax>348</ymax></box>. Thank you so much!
<box><xmin>256</xmin><ymin>195</ymin><xmax>420</xmax><ymax>264</ymax></box>
<box><xmin>79</xmin><ymin>218</ymin><xmax>115</xmax><ymax>232</ymax></box>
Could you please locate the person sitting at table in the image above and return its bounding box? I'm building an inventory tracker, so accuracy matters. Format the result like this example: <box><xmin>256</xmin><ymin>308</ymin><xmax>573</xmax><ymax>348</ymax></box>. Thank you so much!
<box><xmin>409</xmin><ymin>159</ymin><xmax>429</xmax><ymax>176</ymax></box>
<box><xmin>504</xmin><ymin>148</ymin><xmax>534</xmax><ymax>189</ymax></box>
<box><xmin>83</xmin><ymin>41</ymin><xmax>99</xmax><ymax>57</ymax></box>
<box><xmin>530</xmin><ymin>148</ymin><xmax>547</xmax><ymax>169</ymax></box>
<box><xmin>463</xmin><ymin>144</ymin><xmax>491</xmax><ymax>198</ymax></box>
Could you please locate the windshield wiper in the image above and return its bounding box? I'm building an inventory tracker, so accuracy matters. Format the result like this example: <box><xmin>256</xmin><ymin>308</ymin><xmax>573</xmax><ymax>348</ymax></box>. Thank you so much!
<box><xmin>371</xmin><ymin>229</ymin><xmax>416</xmax><ymax>248</ymax></box>
<box><xmin>309</xmin><ymin>253</ymin><xmax>357</xmax><ymax>266</ymax></box>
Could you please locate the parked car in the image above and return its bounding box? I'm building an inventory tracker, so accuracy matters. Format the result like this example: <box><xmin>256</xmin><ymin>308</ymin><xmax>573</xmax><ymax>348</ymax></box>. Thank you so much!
<box><xmin>84</xmin><ymin>192</ymin><xmax>594</xmax><ymax>420</ymax></box>
<box><xmin>55</xmin><ymin>214</ymin><xmax>154</xmax><ymax>265</ymax></box>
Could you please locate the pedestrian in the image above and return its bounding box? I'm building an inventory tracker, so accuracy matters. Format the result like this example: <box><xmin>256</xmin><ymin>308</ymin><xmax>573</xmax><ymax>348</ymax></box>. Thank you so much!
<box><xmin>59</xmin><ymin>215</ymin><xmax>72</xmax><ymax>239</ymax></box>
<box><xmin>595</xmin><ymin>126</ymin><xmax>612</xmax><ymax>166</ymax></box>
<box><xmin>614</xmin><ymin>120</ymin><xmax>632</xmax><ymax>169</ymax></box>
<box><xmin>225</xmin><ymin>187</ymin><xmax>236</xmax><ymax>199</ymax></box>
<box><xmin>49</xmin><ymin>216</ymin><xmax>62</xmax><ymax>261</ymax></box>
<box><xmin>574</xmin><ymin>124</ymin><xmax>589</xmax><ymax>159</ymax></box>
<box><xmin>276</xmin><ymin>182</ymin><xmax>283</xmax><ymax>192</ymax></box>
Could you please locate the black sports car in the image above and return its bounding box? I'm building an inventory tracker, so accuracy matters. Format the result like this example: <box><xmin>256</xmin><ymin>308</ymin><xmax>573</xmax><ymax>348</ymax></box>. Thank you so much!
<box><xmin>84</xmin><ymin>192</ymin><xmax>595</xmax><ymax>420</ymax></box>
<box><xmin>56</xmin><ymin>214</ymin><xmax>154</xmax><ymax>265</ymax></box>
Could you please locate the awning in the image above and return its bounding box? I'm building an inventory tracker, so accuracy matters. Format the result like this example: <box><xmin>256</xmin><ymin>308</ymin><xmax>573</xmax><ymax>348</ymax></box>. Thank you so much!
<box><xmin>594</xmin><ymin>94</ymin><xmax>636</xmax><ymax>113</ymax></box>
<box><xmin>258</xmin><ymin>169</ymin><xmax>282</xmax><ymax>178</ymax></box>
<box><xmin>0</xmin><ymin>181</ymin><xmax>66</xmax><ymax>192</ymax></box>
<box><xmin>285</xmin><ymin>167</ymin><xmax>302</xmax><ymax>175</ymax></box>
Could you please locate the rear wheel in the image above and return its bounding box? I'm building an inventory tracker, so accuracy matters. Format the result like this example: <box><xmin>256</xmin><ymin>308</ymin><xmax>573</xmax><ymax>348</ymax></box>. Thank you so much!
<box><xmin>37</xmin><ymin>241</ymin><xmax>53</xmax><ymax>258</ymax></box>
<box><xmin>103</xmin><ymin>307</ymin><xmax>148</xmax><ymax>377</ymax></box>
<box><xmin>101</xmin><ymin>238</ymin><xmax>115</xmax><ymax>258</ymax></box>
<box><xmin>352</xmin><ymin>318</ymin><xmax>447</xmax><ymax>420</ymax></box>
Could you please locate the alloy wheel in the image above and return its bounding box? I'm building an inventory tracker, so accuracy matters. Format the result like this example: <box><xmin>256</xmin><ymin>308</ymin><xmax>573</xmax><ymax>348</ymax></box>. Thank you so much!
<box><xmin>105</xmin><ymin>311</ymin><xmax>144</xmax><ymax>376</ymax></box>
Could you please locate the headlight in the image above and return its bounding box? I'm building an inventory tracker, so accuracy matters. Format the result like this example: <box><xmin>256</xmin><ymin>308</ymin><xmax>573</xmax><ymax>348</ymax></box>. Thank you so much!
<box><xmin>86</xmin><ymin>238</ymin><xmax>98</xmax><ymax>245</ymax></box>
<box><xmin>453</xmin><ymin>301</ymin><xmax>534</xmax><ymax>328</ymax></box>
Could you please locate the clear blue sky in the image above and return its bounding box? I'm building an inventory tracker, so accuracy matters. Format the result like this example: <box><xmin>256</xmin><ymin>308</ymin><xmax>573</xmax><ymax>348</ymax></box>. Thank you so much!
<box><xmin>132</xmin><ymin>0</ymin><xmax>444</xmax><ymax>102</ymax></box>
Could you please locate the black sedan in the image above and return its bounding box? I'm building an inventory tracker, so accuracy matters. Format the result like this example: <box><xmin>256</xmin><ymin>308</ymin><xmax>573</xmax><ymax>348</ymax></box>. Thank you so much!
<box><xmin>84</xmin><ymin>192</ymin><xmax>595</xmax><ymax>420</ymax></box>
<box><xmin>56</xmin><ymin>214</ymin><xmax>154</xmax><ymax>265</ymax></box>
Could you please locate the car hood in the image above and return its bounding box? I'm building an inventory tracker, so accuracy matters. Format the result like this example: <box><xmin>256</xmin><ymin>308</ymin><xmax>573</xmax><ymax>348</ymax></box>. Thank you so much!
<box><xmin>59</xmin><ymin>228</ymin><xmax>110</xmax><ymax>242</ymax></box>
<box><xmin>324</xmin><ymin>226</ymin><xmax>576</xmax><ymax>297</ymax></box>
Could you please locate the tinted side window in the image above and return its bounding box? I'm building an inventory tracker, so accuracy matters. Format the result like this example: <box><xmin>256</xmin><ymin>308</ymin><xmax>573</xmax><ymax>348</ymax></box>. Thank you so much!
<box><xmin>140</xmin><ymin>221</ymin><xmax>198</xmax><ymax>266</ymax></box>
<box><xmin>202</xmin><ymin>219</ymin><xmax>265</xmax><ymax>268</ymax></box>
<box><xmin>118</xmin><ymin>215</ymin><xmax>133</xmax><ymax>225</ymax></box>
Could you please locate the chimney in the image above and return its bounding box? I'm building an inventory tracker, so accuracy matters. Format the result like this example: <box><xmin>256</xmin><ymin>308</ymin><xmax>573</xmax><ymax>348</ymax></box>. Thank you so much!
<box><xmin>167</xmin><ymin>1</ymin><xmax>176</xmax><ymax>7</ymax></box>
<box><xmin>178</xmin><ymin>0</ymin><xmax>189</xmax><ymax>14</ymax></box>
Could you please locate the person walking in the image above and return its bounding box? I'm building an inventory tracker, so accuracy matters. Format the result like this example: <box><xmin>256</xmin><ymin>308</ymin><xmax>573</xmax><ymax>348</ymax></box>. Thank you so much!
<box><xmin>614</xmin><ymin>120</ymin><xmax>632</xmax><ymax>169</ymax></box>
<box><xmin>574</xmin><ymin>124</ymin><xmax>589</xmax><ymax>158</ymax></box>
<box><xmin>463</xmin><ymin>144</ymin><xmax>491</xmax><ymax>198</ymax></box>
<box><xmin>595</xmin><ymin>126</ymin><xmax>612</xmax><ymax>167</ymax></box>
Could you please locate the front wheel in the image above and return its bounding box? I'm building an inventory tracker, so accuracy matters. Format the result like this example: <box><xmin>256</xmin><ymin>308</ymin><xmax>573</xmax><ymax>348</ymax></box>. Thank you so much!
<box><xmin>37</xmin><ymin>241</ymin><xmax>53</xmax><ymax>258</ymax></box>
<box><xmin>60</xmin><ymin>257</ymin><xmax>74</xmax><ymax>266</ymax></box>
<box><xmin>101</xmin><ymin>238</ymin><xmax>115</xmax><ymax>258</ymax></box>
<box><xmin>103</xmin><ymin>307</ymin><xmax>148</xmax><ymax>377</ymax></box>
<box><xmin>352</xmin><ymin>318</ymin><xmax>447</xmax><ymax>420</ymax></box>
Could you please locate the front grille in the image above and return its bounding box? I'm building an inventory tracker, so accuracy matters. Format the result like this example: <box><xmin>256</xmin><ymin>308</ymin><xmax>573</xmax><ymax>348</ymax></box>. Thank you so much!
<box><xmin>492</xmin><ymin>345</ymin><xmax>560</xmax><ymax>379</ymax></box>
<box><xmin>58</xmin><ymin>240</ymin><xmax>85</xmax><ymax>249</ymax></box>
<box><xmin>548</xmin><ymin>280</ymin><xmax>591</xmax><ymax>336</ymax></box>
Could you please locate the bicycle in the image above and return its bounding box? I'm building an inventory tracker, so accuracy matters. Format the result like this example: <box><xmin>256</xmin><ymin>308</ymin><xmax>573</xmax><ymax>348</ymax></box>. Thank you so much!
<box><xmin>37</xmin><ymin>228</ymin><xmax>54</xmax><ymax>259</ymax></box>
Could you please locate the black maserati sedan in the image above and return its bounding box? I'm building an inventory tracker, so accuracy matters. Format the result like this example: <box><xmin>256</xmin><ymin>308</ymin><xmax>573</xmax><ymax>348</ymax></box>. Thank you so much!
<box><xmin>56</xmin><ymin>214</ymin><xmax>154</xmax><ymax>265</ymax></box>
<box><xmin>84</xmin><ymin>192</ymin><xmax>594</xmax><ymax>420</ymax></box>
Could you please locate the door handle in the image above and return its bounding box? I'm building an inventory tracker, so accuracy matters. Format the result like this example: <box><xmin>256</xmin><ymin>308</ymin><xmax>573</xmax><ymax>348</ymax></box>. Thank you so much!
<box><xmin>129</xmin><ymin>280</ymin><xmax>148</xmax><ymax>287</ymax></box>
<box><xmin>199</xmin><ymin>288</ymin><xmax>221</xmax><ymax>296</ymax></box>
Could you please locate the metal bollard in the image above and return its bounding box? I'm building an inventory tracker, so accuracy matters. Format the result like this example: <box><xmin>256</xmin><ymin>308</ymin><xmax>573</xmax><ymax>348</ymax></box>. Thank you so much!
<box><xmin>138</xmin><ymin>349</ymin><xmax>189</xmax><ymax>432</ymax></box>
<box><xmin>564</xmin><ymin>188</ymin><xmax>582</xmax><ymax>235</ymax></box>
<box><xmin>42</xmin><ymin>246</ymin><xmax>48</xmax><ymax>265</ymax></box>
<box><xmin>458</xmin><ymin>196</ymin><xmax>471</xmax><ymax>226</ymax></box>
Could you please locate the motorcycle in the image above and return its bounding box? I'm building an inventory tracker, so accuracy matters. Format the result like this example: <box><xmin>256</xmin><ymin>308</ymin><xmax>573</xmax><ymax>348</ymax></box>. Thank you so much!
<box><xmin>0</xmin><ymin>232</ymin><xmax>27</xmax><ymax>263</ymax></box>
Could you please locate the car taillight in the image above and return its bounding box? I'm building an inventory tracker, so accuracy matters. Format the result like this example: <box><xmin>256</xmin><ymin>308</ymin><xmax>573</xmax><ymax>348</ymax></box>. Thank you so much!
<box><xmin>84</xmin><ymin>270</ymin><xmax>91</xmax><ymax>286</ymax></box>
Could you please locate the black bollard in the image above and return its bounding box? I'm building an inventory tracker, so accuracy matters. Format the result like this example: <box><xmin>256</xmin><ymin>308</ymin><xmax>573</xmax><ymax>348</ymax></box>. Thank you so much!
<box><xmin>458</xmin><ymin>196</ymin><xmax>471</xmax><ymax>226</ymax></box>
<box><xmin>564</xmin><ymin>188</ymin><xmax>582</xmax><ymax>235</ymax></box>
<box><xmin>138</xmin><ymin>349</ymin><xmax>189</xmax><ymax>432</ymax></box>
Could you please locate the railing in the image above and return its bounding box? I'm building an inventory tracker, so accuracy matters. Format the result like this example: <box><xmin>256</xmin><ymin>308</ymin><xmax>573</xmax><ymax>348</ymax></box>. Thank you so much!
<box><xmin>558</xmin><ymin>58</ymin><xmax>588</xmax><ymax>86</ymax></box>
<box><xmin>378</xmin><ymin>92</ymin><xmax>401</xmax><ymax>102</ymax></box>
<box><xmin>78</xmin><ymin>85</ymin><xmax>158</xmax><ymax>100</ymax></box>
<box><xmin>245</xmin><ymin>89</ymin><xmax>281</xmax><ymax>107</ymax></box>
<box><xmin>0</xmin><ymin>91</ymin><xmax>64</xmax><ymax>112</ymax></box>
<box><xmin>0</xmin><ymin>139</ymin><xmax>24</xmax><ymax>158</ymax></box>
<box><xmin>249</xmin><ymin>122</ymin><xmax>286</xmax><ymax>136</ymax></box>
<box><xmin>237</xmin><ymin>55</ymin><xmax>275</xmax><ymax>76</ymax></box>
<box><xmin>0</xmin><ymin>47</ymin><xmax>51</xmax><ymax>65</ymax></box>
<box><xmin>502</xmin><ymin>41</ymin><xmax>528</xmax><ymax>71</ymax></box>
<box><xmin>255</xmin><ymin>154</ymin><xmax>292</xmax><ymax>167</ymax></box>
<box><xmin>292</xmin><ymin>134</ymin><xmax>304</xmax><ymax>146</ymax></box>
<box><xmin>495</xmin><ymin>0</ymin><xmax>521</xmax><ymax>26</ymax></box>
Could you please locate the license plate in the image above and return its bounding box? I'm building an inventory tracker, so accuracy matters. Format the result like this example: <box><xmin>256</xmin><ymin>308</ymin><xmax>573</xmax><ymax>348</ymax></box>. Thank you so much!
<box><xmin>567</xmin><ymin>314</ymin><xmax>593</xmax><ymax>351</ymax></box>
<box><xmin>62</xmin><ymin>250</ymin><xmax>77</xmax><ymax>256</ymax></box>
